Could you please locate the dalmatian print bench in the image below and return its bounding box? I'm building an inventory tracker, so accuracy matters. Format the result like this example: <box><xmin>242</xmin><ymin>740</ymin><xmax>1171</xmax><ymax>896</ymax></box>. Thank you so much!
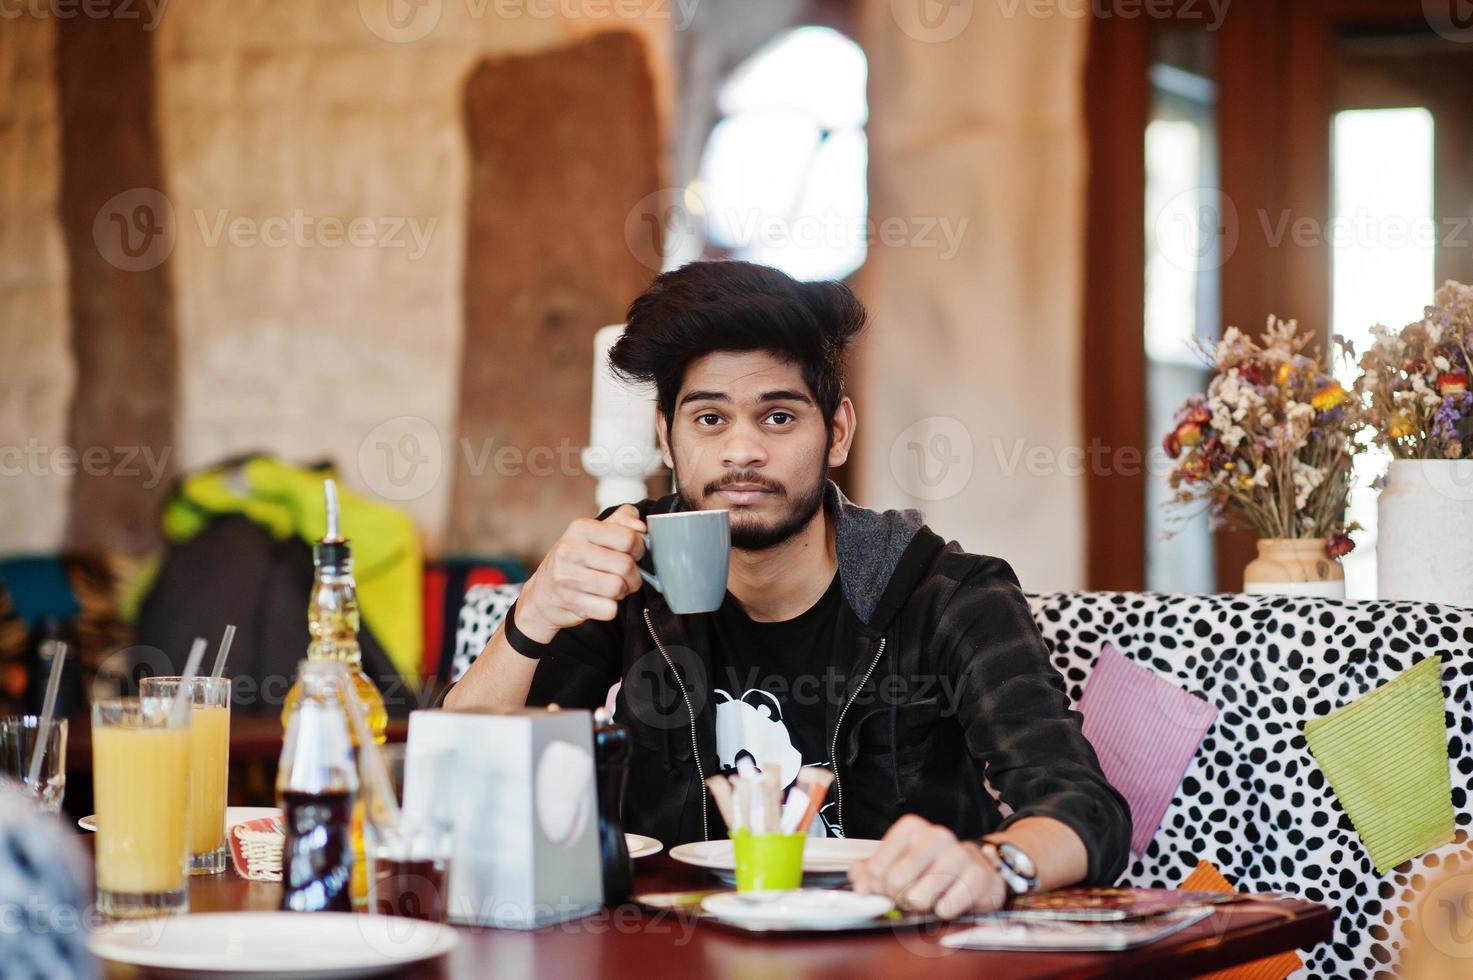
<box><xmin>455</xmin><ymin>584</ymin><xmax>1473</xmax><ymax>979</ymax></box>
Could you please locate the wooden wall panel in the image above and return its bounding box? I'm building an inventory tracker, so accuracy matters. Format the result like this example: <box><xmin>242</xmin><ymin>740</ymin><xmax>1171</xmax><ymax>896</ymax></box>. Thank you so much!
<box><xmin>449</xmin><ymin>32</ymin><xmax>662</xmax><ymax>554</ymax></box>
<box><xmin>56</xmin><ymin>9</ymin><xmax>180</xmax><ymax>553</ymax></box>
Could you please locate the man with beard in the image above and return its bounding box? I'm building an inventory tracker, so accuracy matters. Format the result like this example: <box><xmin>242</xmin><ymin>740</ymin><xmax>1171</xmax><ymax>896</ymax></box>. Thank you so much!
<box><xmin>445</xmin><ymin>261</ymin><xmax>1130</xmax><ymax>919</ymax></box>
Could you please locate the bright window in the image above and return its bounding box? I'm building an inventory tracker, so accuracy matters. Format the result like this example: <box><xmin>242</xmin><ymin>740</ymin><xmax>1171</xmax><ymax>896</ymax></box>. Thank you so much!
<box><xmin>1331</xmin><ymin>107</ymin><xmax>1435</xmax><ymax>600</ymax></box>
<box><xmin>693</xmin><ymin>27</ymin><xmax>869</xmax><ymax>282</ymax></box>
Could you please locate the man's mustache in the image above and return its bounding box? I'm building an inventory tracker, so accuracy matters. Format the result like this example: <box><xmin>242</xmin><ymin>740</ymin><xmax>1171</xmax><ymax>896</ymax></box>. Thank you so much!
<box><xmin>704</xmin><ymin>473</ymin><xmax>786</xmax><ymax>497</ymax></box>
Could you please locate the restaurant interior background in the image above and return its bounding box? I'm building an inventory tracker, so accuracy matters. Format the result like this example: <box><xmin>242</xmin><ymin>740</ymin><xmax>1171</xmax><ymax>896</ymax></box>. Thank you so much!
<box><xmin>2</xmin><ymin>0</ymin><xmax>1471</xmax><ymax>727</ymax></box>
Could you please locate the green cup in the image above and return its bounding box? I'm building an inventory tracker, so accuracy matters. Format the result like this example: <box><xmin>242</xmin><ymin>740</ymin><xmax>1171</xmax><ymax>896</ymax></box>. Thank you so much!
<box><xmin>730</xmin><ymin>830</ymin><xmax>806</xmax><ymax>892</ymax></box>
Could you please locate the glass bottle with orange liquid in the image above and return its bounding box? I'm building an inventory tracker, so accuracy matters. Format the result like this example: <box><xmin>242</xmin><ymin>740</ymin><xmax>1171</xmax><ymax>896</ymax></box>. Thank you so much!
<box><xmin>281</xmin><ymin>478</ymin><xmax>386</xmax><ymax>907</ymax></box>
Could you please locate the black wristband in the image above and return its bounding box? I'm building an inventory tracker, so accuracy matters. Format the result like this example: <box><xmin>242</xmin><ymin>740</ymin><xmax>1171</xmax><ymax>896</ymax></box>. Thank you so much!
<box><xmin>503</xmin><ymin>601</ymin><xmax>554</xmax><ymax>660</ymax></box>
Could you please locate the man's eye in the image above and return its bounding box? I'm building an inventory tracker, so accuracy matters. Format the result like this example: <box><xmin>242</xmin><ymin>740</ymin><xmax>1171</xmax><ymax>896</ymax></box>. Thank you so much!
<box><xmin>767</xmin><ymin>412</ymin><xmax>795</xmax><ymax>425</ymax></box>
<box><xmin>696</xmin><ymin>413</ymin><xmax>723</xmax><ymax>426</ymax></box>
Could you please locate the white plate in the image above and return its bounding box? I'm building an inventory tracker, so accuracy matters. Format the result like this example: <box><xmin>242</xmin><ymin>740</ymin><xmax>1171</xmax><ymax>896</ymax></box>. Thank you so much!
<box><xmin>669</xmin><ymin>837</ymin><xmax>881</xmax><ymax>874</ymax></box>
<box><xmin>626</xmin><ymin>833</ymin><xmax>663</xmax><ymax>859</ymax></box>
<box><xmin>79</xmin><ymin>806</ymin><xmax>282</xmax><ymax>833</ymax></box>
<box><xmin>87</xmin><ymin>911</ymin><xmax>457</xmax><ymax>979</ymax></box>
<box><xmin>701</xmin><ymin>889</ymin><xmax>894</xmax><ymax>930</ymax></box>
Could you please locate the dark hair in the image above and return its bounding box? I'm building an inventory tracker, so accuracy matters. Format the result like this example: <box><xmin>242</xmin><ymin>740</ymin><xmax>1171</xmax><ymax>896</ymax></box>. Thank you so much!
<box><xmin>609</xmin><ymin>260</ymin><xmax>866</xmax><ymax>428</ymax></box>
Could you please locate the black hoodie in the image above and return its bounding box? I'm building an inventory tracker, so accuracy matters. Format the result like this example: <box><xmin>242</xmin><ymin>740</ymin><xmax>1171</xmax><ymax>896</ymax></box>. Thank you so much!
<box><xmin>525</xmin><ymin>482</ymin><xmax>1132</xmax><ymax>885</ymax></box>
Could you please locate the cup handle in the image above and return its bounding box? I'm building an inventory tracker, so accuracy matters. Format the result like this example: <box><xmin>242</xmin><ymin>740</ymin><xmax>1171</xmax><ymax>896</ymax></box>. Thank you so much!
<box><xmin>639</xmin><ymin>534</ymin><xmax>661</xmax><ymax>593</ymax></box>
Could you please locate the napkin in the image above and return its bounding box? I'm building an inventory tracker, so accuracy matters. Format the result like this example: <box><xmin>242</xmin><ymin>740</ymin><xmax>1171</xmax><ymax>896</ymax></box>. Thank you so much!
<box><xmin>1078</xmin><ymin>644</ymin><xmax>1219</xmax><ymax>855</ymax></box>
<box><xmin>1178</xmin><ymin>860</ymin><xmax>1302</xmax><ymax>980</ymax></box>
<box><xmin>1303</xmin><ymin>655</ymin><xmax>1453</xmax><ymax>874</ymax></box>
<box><xmin>230</xmin><ymin>814</ymin><xmax>286</xmax><ymax>881</ymax></box>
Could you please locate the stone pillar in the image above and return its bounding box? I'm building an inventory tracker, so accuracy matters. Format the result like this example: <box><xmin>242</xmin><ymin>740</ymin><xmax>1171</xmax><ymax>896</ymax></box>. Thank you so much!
<box><xmin>855</xmin><ymin>0</ymin><xmax>1089</xmax><ymax>590</ymax></box>
<box><xmin>449</xmin><ymin>31</ymin><xmax>664</xmax><ymax>555</ymax></box>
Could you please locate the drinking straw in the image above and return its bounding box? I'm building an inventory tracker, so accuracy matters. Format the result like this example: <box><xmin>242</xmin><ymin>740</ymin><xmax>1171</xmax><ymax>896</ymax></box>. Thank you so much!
<box><xmin>168</xmin><ymin>638</ymin><xmax>209</xmax><ymax>728</ymax></box>
<box><xmin>781</xmin><ymin>788</ymin><xmax>810</xmax><ymax>835</ymax></box>
<box><xmin>25</xmin><ymin>641</ymin><xmax>68</xmax><ymax>789</ymax></box>
<box><xmin>760</xmin><ymin>771</ymin><xmax>781</xmax><ymax>833</ymax></box>
<box><xmin>706</xmin><ymin>775</ymin><xmax>739</xmax><ymax>830</ymax></box>
<box><xmin>760</xmin><ymin>761</ymin><xmax>783</xmax><ymax>788</ymax></box>
<box><xmin>735</xmin><ymin>778</ymin><xmax>756</xmax><ymax>834</ymax></box>
<box><xmin>210</xmin><ymin>624</ymin><xmax>237</xmax><ymax>681</ymax></box>
<box><xmin>794</xmin><ymin>768</ymin><xmax>834</xmax><ymax>835</ymax></box>
<box><xmin>343</xmin><ymin>688</ymin><xmax>400</xmax><ymax>833</ymax></box>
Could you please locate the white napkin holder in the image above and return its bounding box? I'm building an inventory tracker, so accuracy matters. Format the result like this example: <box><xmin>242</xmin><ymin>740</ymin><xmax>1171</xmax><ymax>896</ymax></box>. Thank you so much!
<box><xmin>402</xmin><ymin>707</ymin><xmax>602</xmax><ymax>928</ymax></box>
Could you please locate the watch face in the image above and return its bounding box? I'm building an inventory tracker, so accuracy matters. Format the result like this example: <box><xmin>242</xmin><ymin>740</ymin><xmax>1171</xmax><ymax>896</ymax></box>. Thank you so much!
<box><xmin>998</xmin><ymin>842</ymin><xmax>1038</xmax><ymax>879</ymax></box>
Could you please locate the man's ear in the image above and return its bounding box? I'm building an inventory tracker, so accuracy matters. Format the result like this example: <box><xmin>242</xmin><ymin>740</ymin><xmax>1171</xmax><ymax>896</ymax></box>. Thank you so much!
<box><xmin>656</xmin><ymin>409</ymin><xmax>674</xmax><ymax>470</ymax></box>
<box><xmin>828</xmin><ymin>397</ymin><xmax>857</xmax><ymax>468</ymax></box>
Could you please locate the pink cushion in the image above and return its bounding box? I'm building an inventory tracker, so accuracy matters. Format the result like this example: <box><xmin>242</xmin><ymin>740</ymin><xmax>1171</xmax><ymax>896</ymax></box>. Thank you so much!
<box><xmin>1078</xmin><ymin>643</ymin><xmax>1219</xmax><ymax>856</ymax></box>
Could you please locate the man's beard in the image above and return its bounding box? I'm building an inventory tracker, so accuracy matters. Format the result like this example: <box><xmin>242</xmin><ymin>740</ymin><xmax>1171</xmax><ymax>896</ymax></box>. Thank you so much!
<box><xmin>676</xmin><ymin>461</ymin><xmax>828</xmax><ymax>551</ymax></box>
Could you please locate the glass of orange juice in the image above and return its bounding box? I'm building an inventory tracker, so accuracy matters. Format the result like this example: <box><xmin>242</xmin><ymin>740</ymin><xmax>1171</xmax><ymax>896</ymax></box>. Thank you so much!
<box><xmin>142</xmin><ymin>676</ymin><xmax>231</xmax><ymax>875</ymax></box>
<box><xmin>92</xmin><ymin>696</ymin><xmax>191</xmax><ymax>917</ymax></box>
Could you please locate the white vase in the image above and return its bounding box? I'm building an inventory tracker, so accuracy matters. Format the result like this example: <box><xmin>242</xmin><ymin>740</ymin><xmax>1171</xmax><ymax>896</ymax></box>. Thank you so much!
<box><xmin>1377</xmin><ymin>458</ymin><xmax>1473</xmax><ymax>607</ymax></box>
<box><xmin>1242</xmin><ymin>538</ymin><xmax>1345</xmax><ymax>599</ymax></box>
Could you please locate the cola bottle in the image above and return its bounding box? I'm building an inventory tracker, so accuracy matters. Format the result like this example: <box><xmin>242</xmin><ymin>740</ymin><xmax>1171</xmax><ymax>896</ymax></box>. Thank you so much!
<box><xmin>277</xmin><ymin>660</ymin><xmax>359</xmax><ymax>912</ymax></box>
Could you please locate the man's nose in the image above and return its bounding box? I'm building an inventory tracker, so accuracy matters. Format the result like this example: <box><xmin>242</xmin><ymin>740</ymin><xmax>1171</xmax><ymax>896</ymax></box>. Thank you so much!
<box><xmin>720</xmin><ymin>424</ymin><xmax>767</xmax><ymax>469</ymax></box>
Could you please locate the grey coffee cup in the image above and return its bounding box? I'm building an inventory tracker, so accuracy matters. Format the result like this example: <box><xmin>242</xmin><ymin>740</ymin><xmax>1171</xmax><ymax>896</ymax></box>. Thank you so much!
<box><xmin>640</xmin><ymin>510</ymin><xmax>731</xmax><ymax>614</ymax></box>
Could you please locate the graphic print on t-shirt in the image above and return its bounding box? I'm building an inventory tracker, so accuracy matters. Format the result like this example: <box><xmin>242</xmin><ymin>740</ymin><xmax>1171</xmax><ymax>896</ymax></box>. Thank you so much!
<box><xmin>713</xmin><ymin>688</ymin><xmax>838</xmax><ymax>837</ymax></box>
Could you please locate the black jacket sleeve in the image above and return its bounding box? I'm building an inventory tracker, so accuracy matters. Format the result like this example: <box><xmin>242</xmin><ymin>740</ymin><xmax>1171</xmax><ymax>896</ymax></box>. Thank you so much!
<box><xmin>524</xmin><ymin>612</ymin><xmax>624</xmax><ymax>710</ymax></box>
<box><xmin>937</xmin><ymin>556</ymin><xmax>1132</xmax><ymax>884</ymax></box>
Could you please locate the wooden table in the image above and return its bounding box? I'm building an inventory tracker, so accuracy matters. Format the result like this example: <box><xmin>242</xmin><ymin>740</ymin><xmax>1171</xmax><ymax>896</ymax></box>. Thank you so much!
<box><xmin>94</xmin><ymin>844</ymin><xmax>1335</xmax><ymax>979</ymax></box>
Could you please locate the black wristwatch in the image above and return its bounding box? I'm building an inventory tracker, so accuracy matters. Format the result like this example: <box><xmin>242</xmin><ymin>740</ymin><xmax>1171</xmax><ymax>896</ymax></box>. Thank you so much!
<box><xmin>978</xmin><ymin>839</ymin><xmax>1040</xmax><ymax>898</ymax></box>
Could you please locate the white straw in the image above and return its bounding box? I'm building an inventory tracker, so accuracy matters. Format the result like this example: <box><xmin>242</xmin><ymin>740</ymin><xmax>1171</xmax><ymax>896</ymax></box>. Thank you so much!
<box><xmin>211</xmin><ymin>624</ymin><xmax>236</xmax><ymax>680</ymax></box>
<box><xmin>343</xmin><ymin>688</ymin><xmax>400</xmax><ymax>832</ymax></box>
<box><xmin>25</xmin><ymin>642</ymin><xmax>67</xmax><ymax>789</ymax></box>
<box><xmin>169</xmin><ymin>638</ymin><xmax>208</xmax><ymax>727</ymax></box>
